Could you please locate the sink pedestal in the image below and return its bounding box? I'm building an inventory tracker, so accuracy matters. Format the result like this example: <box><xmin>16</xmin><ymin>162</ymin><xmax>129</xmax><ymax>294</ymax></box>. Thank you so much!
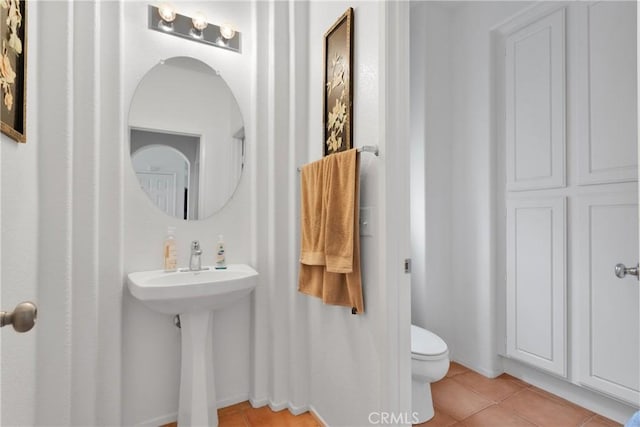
<box><xmin>178</xmin><ymin>310</ymin><xmax>218</xmax><ymax>427</ymax></box>
<box><xmin>126</xmin><ymin>264</ymin><xmax>259</xmax><ymax>427</ymax></box>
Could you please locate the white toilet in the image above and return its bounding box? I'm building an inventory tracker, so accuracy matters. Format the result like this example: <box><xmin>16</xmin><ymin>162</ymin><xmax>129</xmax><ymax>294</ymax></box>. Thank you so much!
<box><xmin>411</xmin><ymin>324</ymin><xmax>450</xmax><ymax>423</ymax></box>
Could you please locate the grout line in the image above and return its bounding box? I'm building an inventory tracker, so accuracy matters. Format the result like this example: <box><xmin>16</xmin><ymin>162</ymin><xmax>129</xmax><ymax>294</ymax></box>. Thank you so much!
<box><xmin>580</xmin><ymin>413</ymin><xmax>599</xmax><ymax>427</ymax></box>
<box><xmin>431</xmin><ymin>366</ymin><xmax>619</xmax><ymax>427</ymax></box>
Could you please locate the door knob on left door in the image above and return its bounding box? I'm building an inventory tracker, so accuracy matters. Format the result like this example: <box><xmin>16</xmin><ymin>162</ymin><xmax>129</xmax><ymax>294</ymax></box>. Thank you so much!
<box><xmin>0</xmin><ymin>301</ymin><xmax>37</xmax><ymax>333</ymax></box>
<box><xmin>615</xmin><ymin>263</ymin><xmax>639</xmax><ymax>279</ymax></box>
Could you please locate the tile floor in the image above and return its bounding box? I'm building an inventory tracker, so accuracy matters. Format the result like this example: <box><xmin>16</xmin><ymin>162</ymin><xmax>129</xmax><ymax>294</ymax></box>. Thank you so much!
<box><xmin>417</xmin><ymin>362</ymin><xmax>621</xmax><ymax>427</ymax></box>
<box><xmin>161</xmin><ymin>401</ymin><xmax>322</xmax><ymax>427</ymax></box>
<box><xmin>160</xmin><ymin>362</ymin><xmax>621</xmax><ymax>427</ymax></box>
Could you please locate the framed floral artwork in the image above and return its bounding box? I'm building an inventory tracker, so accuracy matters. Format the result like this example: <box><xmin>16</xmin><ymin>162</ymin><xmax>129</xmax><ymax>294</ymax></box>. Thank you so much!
<box><xmin>1</xmin><ymin>0</ymin><xmax>26</xmax><ymax>143</ymax></box>
<box><xmin>323</xmin><ymin>7</ymin><xmax>353</xmax><ymax>156</ymax></box>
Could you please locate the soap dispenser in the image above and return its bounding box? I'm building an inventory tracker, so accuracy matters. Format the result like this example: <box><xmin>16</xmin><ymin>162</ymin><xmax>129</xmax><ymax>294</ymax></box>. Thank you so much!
<box><xmin>215</xmin><ymin>235</ymin><xmax>227</xmax><ymax>269</ymax></box>
<box><xmin>163</xmin><ymin>226</ymin><xmax>177</xmax><ymax>272</ymax></box>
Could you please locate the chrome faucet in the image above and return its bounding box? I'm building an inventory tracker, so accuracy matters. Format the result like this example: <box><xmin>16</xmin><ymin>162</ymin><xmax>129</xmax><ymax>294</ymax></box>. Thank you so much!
<box><xmin>189</xmin><ymin>240</ymin><xmax>203</xmax><ymax>271</ymax></box>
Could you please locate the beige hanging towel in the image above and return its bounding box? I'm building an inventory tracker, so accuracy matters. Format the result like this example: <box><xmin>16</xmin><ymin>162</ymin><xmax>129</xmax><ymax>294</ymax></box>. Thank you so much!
<box><xmin>298</xmin><ymin>148</ymin><xmax>364</xmax><ymax>314</ymax></box>
<box><xmin>299</xmin><ymin>157</ymin><xmax>326</xmax><ymax>267</ymax></box>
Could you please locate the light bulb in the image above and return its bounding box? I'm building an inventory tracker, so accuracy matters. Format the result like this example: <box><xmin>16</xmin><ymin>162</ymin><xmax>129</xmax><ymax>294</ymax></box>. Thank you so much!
<box><xmin>192</xmin><ymin>12</ymin><xmax>208</xmax><ymax>31</ymax></box>
<box><xmin>220</xmin><ymin>23</ymin><xmax>236</xmax><ymax>40</ymax></box>
<box><xmin>158</xmin><ymin>3</ymin><xmax>176</xmax><ymax>23</ymax></box>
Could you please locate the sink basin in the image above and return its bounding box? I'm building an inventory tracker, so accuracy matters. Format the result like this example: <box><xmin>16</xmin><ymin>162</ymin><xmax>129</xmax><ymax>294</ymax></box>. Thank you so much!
<box><xmin>126</xmin><ymin>263</ymin><xmax>258</xmax><ymax>426</ymax></box>
<box><xmin>127</xmin><ymin>264</ymin><xmax>258</xmax><ymax>314</ymax></box>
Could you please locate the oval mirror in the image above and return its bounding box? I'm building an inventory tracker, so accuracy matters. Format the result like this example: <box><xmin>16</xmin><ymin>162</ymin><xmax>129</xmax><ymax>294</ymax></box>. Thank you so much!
<box><xmin>128</xmin><ymin>57</ymin><xmax>244</xmax><ymax>220</ymax></box>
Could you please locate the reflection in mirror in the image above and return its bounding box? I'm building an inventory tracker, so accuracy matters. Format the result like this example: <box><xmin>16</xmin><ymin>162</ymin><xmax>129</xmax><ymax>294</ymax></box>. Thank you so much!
<box><xmin>129</xmin><ymin>57</ymin><xmax>244</xmax><ymax>220</ymax></box>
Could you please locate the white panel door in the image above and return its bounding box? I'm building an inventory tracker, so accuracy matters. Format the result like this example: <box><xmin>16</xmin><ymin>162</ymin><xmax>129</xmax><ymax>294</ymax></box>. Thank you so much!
<box><xmin>506</xmin><ymin>197</ymin><xmax>566</xmax><ymax>376</ymax></box>
<box><xmin>506</xmin><ymin>9</ymin><xmax>565</xmax><ymax>191</ymax></box>
<box><xmin>577</xmin><ymin>2</ymin><xmax>637</xmax><ymax>185</ymax></box>
<box><xmin>136</xmin><ymin>171</ymin><xmax>177</xmax><ymax>217</ymax></box>
<box><xmin>575</xmin><ymin>192</ymin><xmax>639</xmax><ymax>405</ymax></box>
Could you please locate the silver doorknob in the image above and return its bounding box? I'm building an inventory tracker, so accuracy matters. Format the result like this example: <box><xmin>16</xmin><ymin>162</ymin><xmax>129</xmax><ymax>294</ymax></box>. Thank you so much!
<box><xmin>615</xmin><ymin>263</ymin><xmax>639</xmax><ymax>279</ymax></box>
<box><xmin>0</xmin><ymin>301</ymin><xmax>37</xmax><ymax>333</ymax></box>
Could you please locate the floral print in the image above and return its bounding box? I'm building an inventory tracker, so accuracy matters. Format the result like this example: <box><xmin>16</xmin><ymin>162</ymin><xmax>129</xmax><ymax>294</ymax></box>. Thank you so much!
<box><xmin>1</xmin><ymin>0</ymin><xmax>22</xmax><ymax>112</ymax></box>
<box><xmin>325</xmin><ymin>52</ymin><xmax>348</xmax><ymax>154</ymax></box>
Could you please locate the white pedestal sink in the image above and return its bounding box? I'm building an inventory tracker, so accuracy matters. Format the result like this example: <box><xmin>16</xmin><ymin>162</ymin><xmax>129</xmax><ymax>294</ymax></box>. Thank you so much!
<box><xmin>127</xmin><ymin>264</ymin><xmax>258</xmax><ymax>427</ymax></box>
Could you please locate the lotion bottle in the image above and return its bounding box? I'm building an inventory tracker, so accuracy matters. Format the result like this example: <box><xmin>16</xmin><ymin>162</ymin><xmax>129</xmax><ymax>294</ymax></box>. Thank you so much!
<box><xmin>163</xmin><ymin>226</ymin><xmax>177</xmax><ymax>272</ymax></box>
<box><xmin>215</xmin><ymin>234</ymin><xmax>227</xmax><ymax>269</ymax></box>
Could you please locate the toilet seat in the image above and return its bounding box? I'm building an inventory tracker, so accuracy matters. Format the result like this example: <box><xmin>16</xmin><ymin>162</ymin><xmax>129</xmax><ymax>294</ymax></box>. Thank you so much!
<box><xmin>411</xmin><ymin>325</ymin><xmax>448</xmax><ymax>361</ymax></box>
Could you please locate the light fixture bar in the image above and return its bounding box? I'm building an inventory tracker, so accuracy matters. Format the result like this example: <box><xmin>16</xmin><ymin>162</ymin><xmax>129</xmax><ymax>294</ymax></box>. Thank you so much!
<box><xmin>148</xmin><ymin>5</ymin><xmax>241</xmax><ymax>53</ymax></box>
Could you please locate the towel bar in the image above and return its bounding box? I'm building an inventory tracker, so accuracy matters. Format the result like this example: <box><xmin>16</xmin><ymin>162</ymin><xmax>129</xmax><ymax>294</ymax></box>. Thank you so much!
<box><xmin>296</xmin><ymin>145</ymin><xmax>379</xmax><ymax>171</ymax></box>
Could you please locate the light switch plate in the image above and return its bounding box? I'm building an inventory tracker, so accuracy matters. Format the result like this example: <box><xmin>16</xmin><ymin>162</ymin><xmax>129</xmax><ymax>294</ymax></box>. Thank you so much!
<box><xmin>360</xmin><ymin>207</ymin><xmax>373</xmax><ymax>236</ymax></box>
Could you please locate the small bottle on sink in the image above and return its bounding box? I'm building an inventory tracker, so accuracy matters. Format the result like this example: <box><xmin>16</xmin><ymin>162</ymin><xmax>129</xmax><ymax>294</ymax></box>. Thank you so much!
<box><xmin>215</xmin><ymin>235</ymin><xmax>227</xmax><ymax>269</ymax></box>
<box><xmin>163</xmin><ymin>226</ymin><xmax>177</xmax><ymax>272</ymax></box>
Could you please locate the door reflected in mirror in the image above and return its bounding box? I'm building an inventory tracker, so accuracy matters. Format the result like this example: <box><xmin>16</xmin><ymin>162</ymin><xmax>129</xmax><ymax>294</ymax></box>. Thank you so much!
<box><xmin>128</xmin><ymin>57</ymin><xmax>244</xmax><ymax>220</ymax></box>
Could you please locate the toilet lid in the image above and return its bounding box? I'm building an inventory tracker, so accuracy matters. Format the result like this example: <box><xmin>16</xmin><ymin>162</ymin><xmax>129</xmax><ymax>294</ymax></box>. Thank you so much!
<box><xmin>411</xmin><ymin>325</ymin><xmax>448</xmax><ymax>356</ymax></box>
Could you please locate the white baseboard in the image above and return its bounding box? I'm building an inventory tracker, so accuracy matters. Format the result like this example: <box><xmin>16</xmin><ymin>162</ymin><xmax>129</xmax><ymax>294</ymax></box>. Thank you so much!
<box><xmin>267</xmin><ymin>399</ymin><xmax>289</xmax><ymax>412</ymax></box>
<box><xmin>137</xmin><ymin>396</ymin><xmax>326</xmax><ymax>426</ymax></box>
<box><xmin>288</xmin><ymin>402</ymin><xmax>311</xmax><ymax>416</ymax></box>
<box><xmin>451</xmin><ymin>356</ymin><xmax>503</xmax><ymax>379</ymax></box>
<box><xmin>503</xmin><ymin>358</ymin><xmax>638</xmax><ymax>424</ymax></box>
<box><xmin>249</xmin><ymin>396</ymin><xmax>312</xmax><ymax>417</ymax></box>
<box><xmin>137</xmin><ymin>393</ymin><xmax>251</xmax><ymax>426</ymax></box>
<box><xmin>309</xmin><ymin>405</ymin><xmax>329</xmax><ymax>427</ymax></box>
<box><xmin>136</xmin><ymin>412</ymin><xmax>178</xmax><ymax>427</ymax></box>
<box><xmin>217</xmin><ymin>392</ymin><xmax>250</xmax><ymax>409</ymax></box>
<box><xmin>249</xmin><ymin>396</ymin><xmax>270</xmax><ymax>408</ymax></box>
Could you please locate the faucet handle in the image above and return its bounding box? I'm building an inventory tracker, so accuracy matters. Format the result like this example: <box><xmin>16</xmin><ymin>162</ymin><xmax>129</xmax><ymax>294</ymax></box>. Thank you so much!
<box><xmin>191</xmin><ymin>240</ymin><xmax>201</xmax><ymax>251</ymax></box>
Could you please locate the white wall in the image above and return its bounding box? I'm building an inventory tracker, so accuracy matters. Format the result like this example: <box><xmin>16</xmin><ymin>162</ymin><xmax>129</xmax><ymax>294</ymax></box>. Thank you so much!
<box><xmin>409</xmin><ymin>2</ymin><xmax>454</xmax><ymax>345</ymax></box>
<box><xmin>448</xmin><ymin>1</ymin><xmax>532</xmax><ymax>377</ymax></box>
<box><xmin>306</xmin><ymin>5</ymin><xmax>384</xmax><ymax>421</ymax></box>
<box><xmin>121</xmin><ymin>1</ymin><xmax>255</xmax><ymax>424</ymax></box>
<box><xmin>0</xmin><ymin>2</ymin><xmax>39</xmax><ymax>424</ymax></box>
<box><xmin>304</xmin><ymin>2</ymin><xmax>412</xmax><ymax>425</ymax></box>
<box><xmin>250</xmin><ymin>2</ymin><xmax>410</xmax><ymax>425</ymax></box>
<box><xmin>410</xmin><ymin>1</ymin><xmax>530</xmax><ymax>377</ymax></box>
<box><xmin>2</xmin><ymin>1</ymin><xmax>254</xmax><ymax>425</ymax></box>
<box><xmin>1</xmin><ymin>1</ymin><xmax>410</xmax><ymax>425</ymax></box>
<box><xmin>411</xmin><ymin>3</ymin><xmax>638</xmax><ymax>422</ymax></box>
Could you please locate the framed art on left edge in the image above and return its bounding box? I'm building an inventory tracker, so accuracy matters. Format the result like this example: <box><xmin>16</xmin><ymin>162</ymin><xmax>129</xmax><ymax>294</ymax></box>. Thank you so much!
<box><xmin>1</xmin><ymin>0</ymin><xmax>26</xmax><ymax>143</ymax></box>
<box><xmin>323</xmin><ymin>7</ymin><xmax>353</xmax><ymax>157</ymax></box>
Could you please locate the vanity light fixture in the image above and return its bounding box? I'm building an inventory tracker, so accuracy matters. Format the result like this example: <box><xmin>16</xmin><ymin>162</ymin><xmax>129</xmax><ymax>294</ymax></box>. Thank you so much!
<box><xmin>191</xmin><ymin>11</ymin><xmax>208</xmax><ymax>38</ymax></box>
<box><xmin>220</xmin><ymin>23</ymin><xmax>235</xmax><ymax>40</ymax></box>
<box><xmin>192</xmin><ymin>12</ymin><xmax>208</xmax><ymax>30</ymax></box>
<box><xmin>158</xmin><ymin>3</ymin><xmax>176</xmax><ymax>23</ymax></box>
<box><xmin>215</xmin><ymin>23</ymin><xmax>236</xmax><ymax>47</ymax></box>
<box><xmin>157</xmin><ymin>3</ymin><xmax>176</xmax><ymax>31</ymax></box>
<box><xmin>148</xmin><ymin>4</ymin><xmax>241</xmax><ymax>53</ymax></box>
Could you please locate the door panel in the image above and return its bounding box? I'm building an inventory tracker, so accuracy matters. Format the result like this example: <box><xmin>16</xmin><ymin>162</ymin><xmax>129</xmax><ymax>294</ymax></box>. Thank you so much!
<box><xmin>506</xmin><ymin>9</ymin><xmax>566</xmax><ymax>191</ymax></box>
<box><xmin>136</xmin><ymin>172</ymin><xmax>177</xmax><ymax>217</ymax></box>
<box><xmin>576</xmin><ymin>192</ymin><xmax>640</xmax><ymax>405</ymax></box>
<box><xmin>507</xmin><ymin>197</ymin><xmax>566</xmax><ymax>376</ymax></box>
<box><xmin>578</xmin><ymin>1</ymin><xmax>637</xmax><ymax>185</ymax></box>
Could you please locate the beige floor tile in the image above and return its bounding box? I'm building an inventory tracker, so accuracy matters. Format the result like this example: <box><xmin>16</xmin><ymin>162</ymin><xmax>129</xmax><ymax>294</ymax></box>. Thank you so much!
<box><xmin>496</xmin><ymin>373</ymin><xmax>531</xmax><ymax>389</ymax></box>
<box><xmin>452</xmin><ymin>370</ymin><xmax>528</xmax><ymax>402</ymax></box>
<box><xmin>413</xmin><ymin>407</ymin><xmax>458</xmax><ymax>426</ymax></box>
<box><xmin>244</xmin><ymin>406</ymin><xmax>320</xmax><ymax>427</ymax></box>
<box><xmin>446</xmin><ymin>362</ymin><xmax>471</xmax><ymax>378</ymax></box>
<box><xmin>582</xmin><ymin>414</ymin><xmax>622</xmax><ymax>427</ymax></box>
<box><xmin>500</xmin><ymin>389</ymin><xmax>594</xmax><ymax>427</ymax></box>
<box><xmin>218</xmin><ymin>401</ymin><xmax>253</xmax><ymax>417</ymax></box>
<box><xmin>219</xmin><ymin>410</ymin><xmax>249</xmax><ymax>427</ymax></box>
<box><xmin>459</xmin><ymin>404</ymin><xmax>536</xmax><ymax>427</ymax></box>
<box><xmin>431</xmin><ymin>378</ymin><xmax>493</xmax><ymax>421</ymax></box>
